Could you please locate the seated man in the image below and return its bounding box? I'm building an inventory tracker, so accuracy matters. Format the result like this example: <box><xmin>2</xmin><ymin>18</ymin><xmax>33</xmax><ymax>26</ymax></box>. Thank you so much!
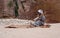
<box><xmin>31</xmin><ymin>9</ymin><xmax>46</xmax><ymax>27</ymax></box>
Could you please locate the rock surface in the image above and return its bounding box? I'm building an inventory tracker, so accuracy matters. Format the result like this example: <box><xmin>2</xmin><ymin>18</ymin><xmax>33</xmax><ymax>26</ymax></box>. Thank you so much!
<box><xmin>0</xmin><ymin>0</ymin><xmax>60</xmax><ymax>22</ymax></box>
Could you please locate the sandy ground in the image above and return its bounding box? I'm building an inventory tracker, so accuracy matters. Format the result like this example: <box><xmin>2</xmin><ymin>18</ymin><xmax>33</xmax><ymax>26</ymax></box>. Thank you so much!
<box><xmin>0</xmin><ymin>23</ymin><xmax>60</xmax><ymax>38</ymax></box>
<box><xmin>0</xmin><ymin>19</ymin><xmax>60</xmax><ymax>38</ymax></box>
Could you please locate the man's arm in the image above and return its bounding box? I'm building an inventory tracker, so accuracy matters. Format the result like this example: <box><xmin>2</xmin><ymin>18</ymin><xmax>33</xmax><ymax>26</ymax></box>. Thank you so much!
<box><xmin>33</xmin><ymin>17</ymin><xmax>39</xmax><ymax>21</ymax></box>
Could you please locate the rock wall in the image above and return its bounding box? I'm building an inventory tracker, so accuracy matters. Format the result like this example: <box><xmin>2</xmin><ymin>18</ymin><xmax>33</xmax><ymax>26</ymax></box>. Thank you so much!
<box><xmin>18</xmin><ymin>0</ymin><xmax>60</xmax><ymax>23</ymax></box>
<box><xmin>41</xmin><ymin>0</ymin><xmax>60</xmax><ymax>23</ymax></box>
<box><xmin>0</xmin><ymin>0</ymin><xmax>4</xmax><ymax>18</ymax></box>
<box><xmin>0</xmin><ymin>0</ymin><xmax>60</xmax><ymax>23</ymax></box>
<box><xmin>3</xmin><ymin>0</ymin><xmax>15</xmax><ymax>18</ymax></box>
<box><xmin>18</xmin><ymin>0</ymin><xmax>37</xmax><ymax>19</ymax></box>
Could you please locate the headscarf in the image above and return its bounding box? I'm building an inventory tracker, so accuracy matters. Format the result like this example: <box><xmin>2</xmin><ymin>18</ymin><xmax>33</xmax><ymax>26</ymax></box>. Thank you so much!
<box><xmin>38</xmin><ymin>9</ymin><xmax>43</xmax><ymax>14</ymax></box>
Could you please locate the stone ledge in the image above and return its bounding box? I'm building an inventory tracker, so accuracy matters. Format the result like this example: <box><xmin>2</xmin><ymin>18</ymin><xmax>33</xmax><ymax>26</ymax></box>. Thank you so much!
<box><xmin>0</xmin><ymin>19</ymin><xmax>33</xmax><ymax>26</ymax></box>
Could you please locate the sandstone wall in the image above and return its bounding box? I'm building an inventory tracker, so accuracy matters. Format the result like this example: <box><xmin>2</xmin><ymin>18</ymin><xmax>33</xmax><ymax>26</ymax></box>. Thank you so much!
<box><xmin>0</xmin><ymin>0</ymin><xmax>60</xmax><ymax>23</ymax></box>
<box><xmin>18</xmin><ymin>0</ymin><xmax>60</xmax><ymax>23</ymax></box>
<box><xmin>0</xmin><ymin>0</ymin><xmax>4</xmax><ymax>18</ymax></box>
<box><xmin>3</xmin><ymin>0</ymin><xmax>15</xmax><ymax>18</ymax></box>
<box><xmin>42</xmin><ymin>0</ymin><xmax>60</xmax><ymax>23</ymax></box>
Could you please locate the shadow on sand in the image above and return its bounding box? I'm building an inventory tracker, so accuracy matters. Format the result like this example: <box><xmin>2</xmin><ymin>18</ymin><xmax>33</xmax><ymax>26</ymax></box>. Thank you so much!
<box><xmin>5</xmin><ymin>24</ymin><xmax>51</xmax><ymax>28</ymax></box>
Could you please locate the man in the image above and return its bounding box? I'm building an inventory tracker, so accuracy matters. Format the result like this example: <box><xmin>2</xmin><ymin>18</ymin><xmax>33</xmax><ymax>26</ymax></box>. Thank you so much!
<box><xmin>31</xmin><ymin>9</ymin><xmax>46</xmax><ymax>27</ymax></box>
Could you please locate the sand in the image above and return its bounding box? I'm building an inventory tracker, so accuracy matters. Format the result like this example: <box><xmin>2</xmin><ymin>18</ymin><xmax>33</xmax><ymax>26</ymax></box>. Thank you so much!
<box><xmin>0</xmin><ymin>19</ymin><xmax>60</xmax><ymax>38</ymax></box>
<box><xmin>0</xmin><ymin>23</ymin><xmax>60</xmax><ymax>38</ymax></box>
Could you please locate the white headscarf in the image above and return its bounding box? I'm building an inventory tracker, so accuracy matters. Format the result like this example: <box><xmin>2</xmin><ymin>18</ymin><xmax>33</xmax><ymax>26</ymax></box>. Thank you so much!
<box><xmin>38</xmin><ymin>9</ymin><xmax>43</xmax><ymax>14</ymax></box>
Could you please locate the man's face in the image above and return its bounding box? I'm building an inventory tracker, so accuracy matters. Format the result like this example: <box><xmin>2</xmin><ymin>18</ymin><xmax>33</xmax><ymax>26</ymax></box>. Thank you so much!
<box><xmin>37</xmin><ymin>14</ymin><xmax>41</xmax><ymax>17</ymax></box>
<box><xmin>38</xmin><ymin>13</ymin><xmax>41</xmax><ymax>16</ymax></box>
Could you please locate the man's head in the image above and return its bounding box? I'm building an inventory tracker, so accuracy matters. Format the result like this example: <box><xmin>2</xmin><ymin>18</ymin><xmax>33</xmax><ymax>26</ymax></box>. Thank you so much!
<box><xmin>38</xmin><ymin>9</ymin><xmax>43</xmax><ymax>15</ymax></box>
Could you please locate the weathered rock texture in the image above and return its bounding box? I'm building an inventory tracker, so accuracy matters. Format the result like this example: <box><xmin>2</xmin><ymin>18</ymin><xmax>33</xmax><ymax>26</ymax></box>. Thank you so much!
<box><xmin>0</xmin><ymin>0</ymin><xmax>4</xmax><ymax>18</ymax></box>
<box><xmin>0</xmin><ymin>0</ymin><xmax>60</xmax><ymax>23</ymax></box>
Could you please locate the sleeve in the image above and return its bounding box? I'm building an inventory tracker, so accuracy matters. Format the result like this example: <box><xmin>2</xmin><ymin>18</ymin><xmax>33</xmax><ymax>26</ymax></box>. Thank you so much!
<box><xmin>33</xmin><ymin>17</ymin><xmax>39</xmax><ymax>21</ymax></box>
